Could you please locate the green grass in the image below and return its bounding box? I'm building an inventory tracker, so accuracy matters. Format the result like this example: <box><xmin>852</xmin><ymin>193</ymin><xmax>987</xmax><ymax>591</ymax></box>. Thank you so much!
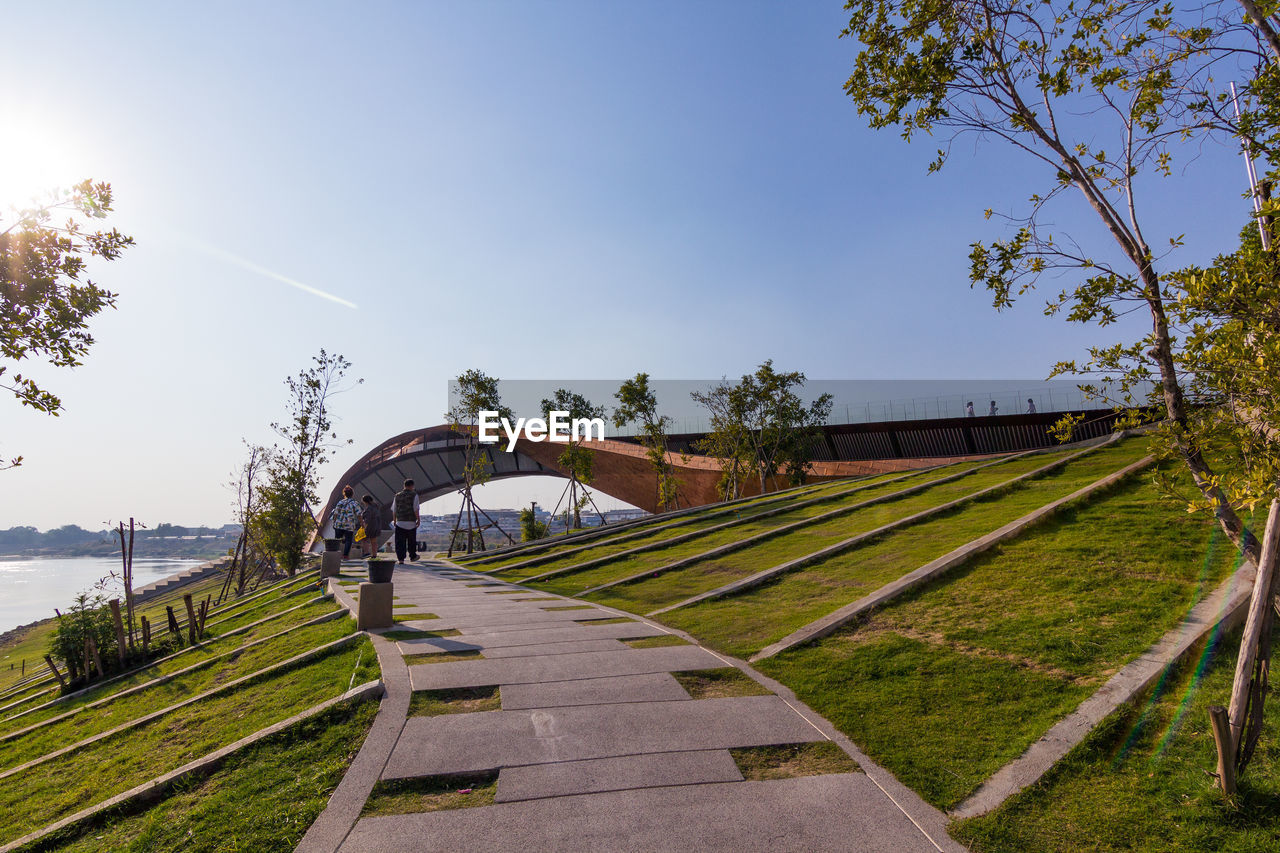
<box><xmin>490</xmin><ymin>465</ymin><xmax>983</xmax><ymax>581</ymax></box>
<box><xmin>623</xmin><ymin>635</ymin><xmax>689</xmax><ymax>648</ymax></box>
<box><xmin>0</xmin><ymin>616</ymin><xmax>356</xmax><ymax>770</ymax></box>
<box><xmin>746</xmin><ymin>470</ymin><xmax>1242</xmax><ymax>811</ymax></box>
<box><xmin>402</xmin><ymin>650</ymin><xmax>483</xmax><ymax>665</ymax></box>
<box><xmin>757</xmin><ymin>633</ymin><xmax>1091</xmax><ymax>810</ymax></box>
<box><xmin>671</xmin><ymin>668</ymin><xmax>772</xmax><ymax>700</ymax></box>
<box><xmin>31</xmin><ymin>698</ymin><xmax>379</xmax><ymax>853</ymax></box>
<box><xmin>546</xmin><ymin>445</ymin><xmax>1112</xmax><ymax>599</ymax></box>
<box><xmin>730</xmin><ymin>742</ymin><xmax>860</xmax><ymax>780</ymax></box>
<box><xmin>953</xmin><ymin>625</ymin><xmax>1280</xmax><ymax>853</ymax></box>
<box><xmin>363</xmin><ymin>772</ymin><xmax>498</xmax><ymax>817</ymax></box>
<box><xmin>0</xmin><ymin>639</ymin><xmax>378</xmax><ymax>846</ymax></box>
<box><xmin>0</xmin><ymin>599</ymin><xmax>345</xmax><ymax>735</ymax></box>
<box><xmin>408</xmin><ymin>686</ymin><xmax>501</xmax><ymax>716</ymax></box>
<box><xmin>465</xmin><ymin>478</ymin><xmax>859</xmax><ymax>571</ymax></box>
<box><xmin>648</xmin><ymin>441</ymin><xmax>1154</xmax><ymax>657</ymax></box>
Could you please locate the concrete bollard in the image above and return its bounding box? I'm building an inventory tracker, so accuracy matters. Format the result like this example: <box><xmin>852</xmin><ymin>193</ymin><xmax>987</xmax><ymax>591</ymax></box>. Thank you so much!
<box><xmin>320</xmin><ymin>551</ymin><xmax>342</xmax><ymax>578</ymax></box>
<box><xmin>357</xmin><ymin>582</ymin><xmax>394</xmax><ymax>630</ymax></box>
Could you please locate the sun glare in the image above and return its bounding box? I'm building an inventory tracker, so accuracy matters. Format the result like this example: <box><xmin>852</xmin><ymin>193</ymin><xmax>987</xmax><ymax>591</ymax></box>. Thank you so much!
<box><xmin>0</xmin><ymin>117</ymin><xmax>91</xmax><ymax>211</ymax></box>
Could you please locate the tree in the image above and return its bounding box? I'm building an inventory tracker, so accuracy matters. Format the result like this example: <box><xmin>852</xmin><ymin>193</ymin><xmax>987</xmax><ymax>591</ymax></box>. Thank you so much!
<box><xmin>1</xmin><ymin>180</ymin><xmax>134</xmax><ymax>467</ymax></box>
<box><xmin>841</xmin><ymin>0</ymin><xmax>1280</xmax><ymax>790</ymax></box>
<box><xmin>519</xmin><ymin>505</ymin><xmax>550</xmax><ymax>542</ymax></box>
<box><xmin>735</xmin><ymin>361</ymin><xmax>833</xmax><ymax>494</ymax></box>
<box><xmin>447</xmin><ymin>369</ymin><xmax>514</xmax><ymax>554</ymax></box>
<box><xmin>541</xmin><ymin>388</ymin><xmax>607</xmax><ymax>528</ymax></box>
<box><xmin>614</xmin><ymin>373</ymin><xmax>681</xmax><ymax>511</ymax></box>
<box><xmin>691</xmin><ymin>379</ymin><xmax>755</xmax><ymax>501</ymax></box>
<box><xmin>843</xmin><ymin>0</ymin><xmax>1267</xmax><ymax>559</ymax></box>
<box><xmin>256</xmin><ymin>351</ymin><xmax>358</xmax><ymax>575</ymax></box>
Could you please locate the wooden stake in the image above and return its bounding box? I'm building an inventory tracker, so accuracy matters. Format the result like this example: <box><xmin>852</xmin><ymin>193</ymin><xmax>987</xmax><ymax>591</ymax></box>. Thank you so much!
<box><xmin>108</xmin><ymin>599</ymin><xmax>127</xmax><ymax>666</ymax></box>
<box><xmin>197</xmin><ymin>597</ymin><xmax>210</xmax><ymax>639</ymax></box>
<box><xmin>166</xmin><ymin>606</ymin><xmax>182</xmax><ymax>641</ymax></box>
<box><xmin>1210</xmin><ymin>705</ymin><xmax>1237</xmax><ymax>795</ymax></box>
<box><xmin>1228</xmin><ymin>498</ymin><xmax>1280</xmax><ymax>756</ymax></box>
<box><xmin>43</xmin><ymin>655</ymin><xmax>67</xmax><ymax>691</ymax></box>
<box><xmin>141</xmin><ymin>616</ymin><xmax>151</xmax><ymax>655</ymax></box>
<box><xmin>87</xmin><ymin>634</ymin><xmax>104</xmax><ymax>679</ymax></box>
<box><xmin>183</xmin><ymin>594</ymin><xmax>198</xmax><ymax>645</ymax></box>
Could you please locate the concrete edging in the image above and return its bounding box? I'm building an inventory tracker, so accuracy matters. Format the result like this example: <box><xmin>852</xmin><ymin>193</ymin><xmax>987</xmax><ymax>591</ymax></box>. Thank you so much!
<box><xmin>750</xmin><ymin>454</ymin><xmax>1154</xmax><ymax>662</ymax></box>
<box><xmin>647</xmin><ymin>438</ymin><xmax>1122</xmax><ymax>618</ymax></box>
<box><xmin>0</xmin><ymin>680</ymin><xmax>384</xmax><ymax>853</ymax></box>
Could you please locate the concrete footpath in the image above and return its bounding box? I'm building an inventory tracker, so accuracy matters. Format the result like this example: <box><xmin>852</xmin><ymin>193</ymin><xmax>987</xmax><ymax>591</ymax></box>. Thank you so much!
<box><xmin>299</xmin><ymin>559</ymin><xmax>965</xmax><ymax>853</ymax></box>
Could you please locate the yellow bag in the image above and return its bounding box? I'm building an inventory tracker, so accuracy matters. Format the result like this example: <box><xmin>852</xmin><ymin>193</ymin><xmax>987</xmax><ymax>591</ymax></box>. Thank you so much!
<box><xmin>354</xmin><ymin>527</ymin><xmax>367</xmax><ymax>542</ymax></box>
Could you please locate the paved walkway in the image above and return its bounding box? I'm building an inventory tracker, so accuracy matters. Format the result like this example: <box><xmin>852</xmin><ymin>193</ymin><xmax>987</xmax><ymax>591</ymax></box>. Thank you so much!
<box><xmin>299</xmin><ymin>559</ymin><xmax>965</xmax><ymax>853</ymax></box>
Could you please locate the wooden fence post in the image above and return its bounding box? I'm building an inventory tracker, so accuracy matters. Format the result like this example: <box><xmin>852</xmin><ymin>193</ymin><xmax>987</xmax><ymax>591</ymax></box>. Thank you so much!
<box><xmin>141</xmin><ymin>616</ymin><xmax>151</xmax><ymax>655</ymax></box>
<box><xmin>108</xmin><ymin>599</ymin><xmax>127</xmax><ymax>666</ymax></box>
<box><xmin>43</xmin><ymin>655</ymin><xmax>67</xmax><ymax>691</ymax></box>
<box><xmin>183</xmin><ymin>594</ymin><xmax>198</xmax><ymax>645</ymax></box>
<box><xmin>86</xmin><ymin>635</ymin><xmax>104</xmax><ymax>679</ymax></box>
<box><xmin>166</xmin><ymin>606</ymin><xmax>183</xmax><ymax>643</ymax></box>
<box><xmin>1227</xmin><ymin>498</ymin><xmax>1280</xmax><ymax>763</ymax></box>
<box><xmin>1210</xmin><ymin>705</ymin><xmax>1237</xmax><ymax>795</ymax></box>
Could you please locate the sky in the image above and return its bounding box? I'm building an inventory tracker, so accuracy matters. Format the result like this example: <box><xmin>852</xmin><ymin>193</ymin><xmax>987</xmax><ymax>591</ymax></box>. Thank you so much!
<box><xmin>0</xmin><ymin>1</ymin><xmax>1257</xmax><ymax>531</ymax></box>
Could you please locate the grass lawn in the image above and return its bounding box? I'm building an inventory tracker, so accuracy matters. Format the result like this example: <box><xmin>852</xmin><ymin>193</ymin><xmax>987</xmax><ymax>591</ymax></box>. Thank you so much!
<box><xmin>465</xmin><ymin>478</ymin><xmax>858</xmax><ymax>571</ymax></box>
<box><xmin>490</xmin><ymin>465</ymin><xmax>978</xmax><ymax>580</ymax></box>
<box><xmin>0</xmin><ymin>638</ymin><xmax>378</xmax><ymax>846</ymax></box>
<box><xmin>0</xmin><ymin>599</ymin><xmax>343</xmax><ymax>734</ymax></box>
<box><xmin>33</xmin><ymin>697</ymin><xmax>379</xmax><ymax>853</ymax></box>
<box><xmin>748</xmin><ymin>472</ymin><xmax>1242</xmax><ymax>812</ymax></box>
<box><xmin>525</xmin><ymin>452</ymin><xmax>1076</xmax><ymax>595</ymax></box>
<box><xmin>650</xmin><ymin>440</ymin><xmax>1154</xmax><ymax>657</ymax></box>
<box><xmin>0</xmin><ymin>615</ymin><xmax>355</xmax><ymax>770</ymax></box>
<box><xmin>953</xmin><ymin>625</ymin><xmax>1280</xmax><ymax>853</ymax></box>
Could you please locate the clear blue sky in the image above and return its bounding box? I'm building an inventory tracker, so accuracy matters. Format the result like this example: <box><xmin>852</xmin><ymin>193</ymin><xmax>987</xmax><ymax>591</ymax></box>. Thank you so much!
<box><xmin>0</xmin><ymin>1</ymin><xmax>1252</xmax><ymax>530</ymax></box>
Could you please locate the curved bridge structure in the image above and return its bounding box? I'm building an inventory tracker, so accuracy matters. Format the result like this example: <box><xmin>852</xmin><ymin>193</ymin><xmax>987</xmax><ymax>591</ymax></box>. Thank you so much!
<box><xmin>317</xmin><ymin>409</ymin><xmax>1125</xmax><ymax>538</ymax></box>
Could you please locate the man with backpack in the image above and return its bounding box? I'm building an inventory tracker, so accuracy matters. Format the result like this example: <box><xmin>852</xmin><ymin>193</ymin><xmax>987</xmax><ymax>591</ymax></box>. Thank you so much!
<box><xmin>391</xmin><ymin>478</ymin><xmax>420</xmax><ymax>563</ymax></box>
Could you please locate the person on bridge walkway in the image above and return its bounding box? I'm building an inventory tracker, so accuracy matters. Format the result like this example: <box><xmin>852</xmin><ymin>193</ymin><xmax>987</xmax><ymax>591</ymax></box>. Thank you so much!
<box><xmin>392</xmin><ymin>478</ymin><xmax>421</xmax><ymax>563</ymax></box>
<box><xmin>332</xmin><ymin>485</ymin><xmax>362</xmax><ymax>559</ymax></box>
<box><xmin>360</xmin><ymin>494</ymin><xmax>382</xmax><ymax>559</ymax></box>
<box><xmin>1026</xmin><ymin>398</ymin><xmax>1036</xmax><ymax>414</ymax></box>
<box><xmin>988</xmin><ymin>400</ymin><xmax>999</xmax><ymax>416</ymax></box>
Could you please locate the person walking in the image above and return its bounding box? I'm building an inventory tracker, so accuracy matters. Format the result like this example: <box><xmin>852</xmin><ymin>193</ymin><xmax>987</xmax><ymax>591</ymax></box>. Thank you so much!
<box><xmin>1026</xmin><ymin>398</ymin><xmax>1036</xmax><ymax>414</ymax></box>
<box><xmin>360</xmin><ymin>494</ymin><xmax>381</xmax><ymax>558</ymax></box>
<box><xmin>391</xmin><ymin>478</ymin><xmax>420</xmax><ymax>563</ymax></box>
<box><xmin>965</xmin><ymin>401</ymin><xmax>975</xmax><ymax>417</ymax></box>
<box><xmin>331</xmin><ymin>485</ymin><xmax>362</xmax><ymax>559</ymax></box>
<box><xmin>988</xmin><ymin>400</ymin><xmax>999</xmax><ymax>416</ymax></box>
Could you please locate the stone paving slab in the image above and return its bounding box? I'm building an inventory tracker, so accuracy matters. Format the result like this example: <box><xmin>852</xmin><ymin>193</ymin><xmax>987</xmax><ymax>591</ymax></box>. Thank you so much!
<box><xmin>495</xmin><ymin>749</ymin><xmax>743</xmax><ymax>802</ymax></box>
<box><xmin>384</xmin><ymin>695</ymin><xmax>821</xmax><ymax>777</ymax></box>
<box><xmin>500</xmin><ymin>672</ymin><xmax>692</xmax><ymax>710</ymax></box>
<box><xmin>409</xmin><ymin>645</ymin><xmax>726</xmax><ymax>691</ymax></box>
<box><xmin>480</xmin><ymin>638</ymin><xmax>630</xmax><ymax>658</ymax></box>
<box><xmin>339</xmin><ymin>774</ymin><xmax>942</xmax><ymax>852</ymax></box>
<box><xmin>402</xmin><ymin>612</ymin><xmax>621</xmax><ymax>632</ymax></box>
<box><xmin>396</xmin><ymin>622</ymin><xmax>662</xmax><ymax>656</ymax></box>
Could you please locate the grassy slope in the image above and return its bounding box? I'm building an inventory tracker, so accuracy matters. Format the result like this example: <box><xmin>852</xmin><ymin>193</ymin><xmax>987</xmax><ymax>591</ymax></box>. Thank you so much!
<box><xmin>953</xmin><ymin>624</ymin><xmax>1280</xmax><ymax>853</ymax></box>
<box><xmin>488</xmin><ymin>466</ymin><xmax>985</xmax><ymax>580</ymax></box>
<box><xmin>0</xmin><ymin>639</ymin><xmax>377</xmax><ymax>845</ymax></box>
<box><xmin>37</xmin><ymin>698</ymin><xmax>380</xmax><ymax>853</ymax></box>
<box><xmin>753</xmin><ymin>472</ymin><xmax>1241</xmax><ymax>811</ymax></box>
<box><xmin>642</xmin><ymin>440</ymin><xmax>1151</xmax><ymax>653</ymax></box>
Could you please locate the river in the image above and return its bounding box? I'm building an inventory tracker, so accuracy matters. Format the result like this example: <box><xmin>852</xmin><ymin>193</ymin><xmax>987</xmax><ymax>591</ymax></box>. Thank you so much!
<box><xmin>0</xmin><ymin>556</ymin><xmax>204</xmax><ymax>634</ymax></box>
